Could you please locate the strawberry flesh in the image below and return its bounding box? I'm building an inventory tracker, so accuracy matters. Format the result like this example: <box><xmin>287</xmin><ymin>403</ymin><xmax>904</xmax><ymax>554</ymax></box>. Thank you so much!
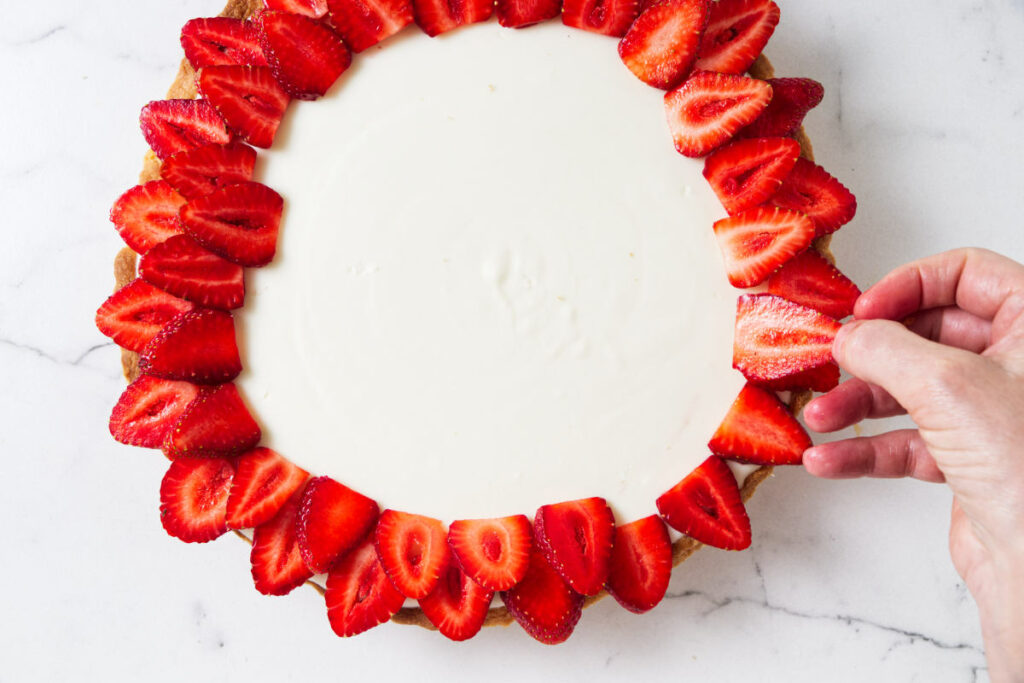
<box><xmin>140</xmin><ymin>307</ymin><xmax>242</xmax><ymax>384</ymax></box>
<box><xmin>297</xmin><ymin>476</ymin><xmax>380</xmax><ymax>574</ymax></box>
<box><xmin>199</xmin><ymin>66</ymin><xmax>291</xmax><ymax>148</ymax></box>
<box><xmin>326</xmin><ymin>535</ymin><xmax>405</xmax><ymax>637</ymax></box>
<box><xmin>447</xmin><ymin>515</ymin><xmax>533</xmax><ymax>591</ymax></box>
<box><xmin>258</xmin><ymin>10</ymin><xmax>352</xmax><ymax>100</ymax></box>
<box><xmin>741</xmin><ymin>77</ymin><xmax>824</xmax><ymax>139</ymax></box>
<box><xmin>713</xmin><ymin>206</ymin><xmax>815</xmax><ymax>288</ymax></box>
<box><xmin>767</xmin><ymin>248</ymin><xmax>861</xmax><ymax>320</ymax></box>
<box><xmin>496</xmin><ymin>0</ymin><xmax>562</xmax><ymax>28</ymax></box>
<box><xmin>110</xmin><ymin>180</ymin><xmax>186</xmax><ymax>254</ymax></box>
<box><xmin>418</xmin><ymin>553</ymin><xmax>494</xmax><ymax>641</ymax></box>
<box><xmin>179</xmin><ymin>181</ymin><xmax>284</xmax><ymax>267</ymax></box>
<box><xmin>251</xmin><ymin>485</ymin><xmax>315</xmax><ymax>596</ymax></box>
<box><xmin>374</xmin><ymin>510</ymin><xmax>449</xmax><ymax>599</ymax></box>
<box><xmin>227</xmin><ymin>447</ymin><xmax>310</xmax><ymax>529</ymax></box>
<box><xmin>109</xmin><ymin>374</ymin><xmax>200</xmax><ymax>448</ymax></box>
<box><xmin>502</xmin><ymin>546</ymin><xmax>584</xmax><ymax>644</ymax></box>
<box><xmin>95</xmin><ymin>278</ymin><xmax>194</xmax><ymax>353</ymax></box>
<box><xmin>160</xmin><ymin>141</ymin><xmax>258</xmax><ymax>200</ymax></box>
<box><xmin>757</xmin><ymin>361</ymin><xmax>841</xmax><ymax>393</ymax></box>
<box><xmin>162</xmin><ymin>383</ymin><xmax>262</xmax><ymax>458</ymax></box>
<box><xmin>703</xmin><ymin>136</ymin><xmax>801</xmax><ymax>215</ymax></box>
<box><xmin>264</xmin><ymin>0</ymin><xmax>330</xmax><ymax>18</ymax></box>
<box><xmin>413</xmin><ymin>0</ymin><xmax>494</xmax><ymax>36</ymax></box>
<box><xmin>618</xmin><ymin>0</ymin><xmax>710</xmax><ymax>90</ymax></box>
<box><xmin>534</xmin><ymin>497</ymin><xmax>615</xmax><ymax>596</ymax></box>
<box><xmin>139</xmin><ymin>235</ymin><xmax>246</xmax><ymax>311</ymax></box>
<box><xmin>328</xmin><ymin>0</ymin><xmax>414</xmax><ymax>52</ymax></box>
<box><xmin>562</xmin><ymin>0</ymin><xmax>640</xmax><ymax>37</ymax></box>
<box><xmin>656</xmin><ymin>455</ymin><xmax>751</xmax><ymax>550</ymax></box>
<box><xmin>180</xmin><ymin>17</ymin><xmax>267</xmax><ymax>70</ymax></box>
<box><xmin>770</xmin><ymin>157</ymin><xmax>857</xmax><ymax>237</ymax></box>
<box><xmin>160</xmin><ymin>457</ymin><xmax>236</xmax><ymax>543</ymax></box>
<box><xmin>140</xmin><ymin>99</ymin><xmax>231</xmax><ymax>160</ymax></box>
<box><xmin>605</xmin><ymin>515</ymin><xmax>672</xmax><ymax>613</ymax></box>
<box><xmin>694</xmin><ymin>0</ymin><xmax>779</xmax><ymax>75</ymax></box>
<box><xmin>709</xmin><ymin>383</ymin><xmax>812</xmax><ymax>465</ymax></box>
<box><xmin>664</xmin><ymin>70</ymin><xmax>772</xmax><ymax>158</ymax></box>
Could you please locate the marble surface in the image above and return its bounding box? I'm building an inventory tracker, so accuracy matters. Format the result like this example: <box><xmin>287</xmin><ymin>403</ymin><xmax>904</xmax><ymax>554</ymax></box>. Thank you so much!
<box><xmin>3</xmin><ymin>0</ymin><xmax>1023</xmax><ymax>681</ymax></box>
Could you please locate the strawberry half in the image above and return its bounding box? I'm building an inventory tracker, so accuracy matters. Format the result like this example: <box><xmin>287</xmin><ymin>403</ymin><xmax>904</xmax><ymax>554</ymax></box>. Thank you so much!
<box><xmin>703</xmin><ymin>136</ymin><xmax>800</xmax><ymax>215</ymax></box>
<box><xmin>605</xmin><ymin>515</ymin><xmax>672</xmax><ymax>614</ymax></box>
<box><xmin>109</xmin><ymin>375</ymin><xmax>200</xmax><ymax>448</ymax></box>
<box><xmin>502</xmin><ymin>547</ymin><xmax>584</xmax><ymax>645</ymax></box>
<box><xmin>265</xmin><ymin>0</ymin><xmax>330</xmax><ymax>18</ymax></box>
<box><xmin>328</xmin><ymin>0</ymin><xmax>414</xmax><ymax>52</ymax></box>
<box><xmin>160</xmin><ymin>141</ymin><xmax>257</xmax><ymax>200</ymax></box>
<box><xmin>162</xmin><ymin>383</ymin><xmax>262</xmax><ymax>458</ymax></box>
<box><xmin>297</xmin><ymin>476</ymin><xmax>380</xmax><ymax>574</ymax></box>
<box><xmin>713</xmin><ymin>206</ymin><xmax>814</xmax><ymax>288</ymax></box>
<box><xmin>95</xmin><ymin>278</ymin><xmax>194</xmax><ymax>353</ymax></box>
<box><xmin>179</xmin><ymin>181</ymin><xmax>284</xmax><ymax>267</ymax></box>
<box><xmin>413</xmin><ymin>0</ymin><xmax>494</xmax><ymax>36</ymax></box>
<box><xmin>140</xmin><ymin>99</ymin><xmax>231</xmax><ymax>160</ymax></box>
<box><xmin>656</xmin><ymin>456</ymin><xmax>751</xmax><ymax>550</ymax></box>
<box><xmin>767</xmin><ymin>249</ymin><xmax>861</xmax><ymax>320</ymax></box>
<box><xmin>618</xmin><ymin>0</ymin><xmax>710</xmax><ymax>90</ymax></box>
<box><xmin>758</xmin><ymin>361</ymin><xmax>841</xmax><ymax>393</ymax></box>
<box><xmin>139</xmin><ymin>235</ymin><xmax>246</xmax><ymax>311</ymax></box>
<box><xmin>110</xmin><ymin>181</ymin><xmax>187</xmax><ymax>254</ymax></box>
<box><xmin>770</xmin><ymin>158</ymin><xmax>857</xmax><ymax>238</ymax></box>
<box><xmin>374</xmin><ymin>510</ymin><xmax>449</xmax><ymax>599</ymax></box>
<box><xmin>693</xmin><ymin>0</ymin><xmax>779</xmax><ymax>75</ymax></box>
<box><xmin>418</xmin><ymin>553</ymin><xmax>494</xmax><ymax>641</ymax></box>
<box><xmin>709</xmin><ymin>383</ymin><xmax>812</xmax><ymax>465</ymax></box>
<box><xmin>496</xmin><ymin>0</ymin><xmax>562</xmax><ymax>28</ymax></box>
<box><xmin>733</xmin><ymin>293</ymin><xmax>842</xmax><ymax>382</ymax></box>
<box><xmin>534</xmin><ymin>497</ymin><xmax>615</xmax><ymax>596</ymax></box>
<box><xmin>741</xmin><ymin>77</ymin><xmax>824</xmax><ymax>139</ymax></box>
<box><xmin>251</xmin><ymin>485</ymin><xmax>314</xmax><ymax>596</ymax></box>
<box><xmin>198</xmin><ymin>66</ymin><xmax>290</xmax><ymax>149</ymax></box>
<box><xmin>447</xmin><ymin>515</ymin><xmax>532</xmax><ymax>591</ymax></box>
<box><xmin>562</xmin><ymin>0</ymin><xmax>640</xmax><ymax>37</ymax></box>
<box><xmin>139</xmin><ymin>308</ymin><xmax>241</xmax><ymax>384</ymax></box>
<box><xmin>326</xmin><ymin>535</ymin><xmax>405</xmax><ymax>637</ymax></box>
<box><xmin>664</xmin><ymin>70</ymin><xmax>772</xmax><ymax>158</ymax></box>
<box><xmin>160</xmin><ymin>457</ymin><xmax>236</xmax><ymax>543</ymax></box>
<box><xmin>180</xmin><ymin>17</ymin><xmax>267</xmax><ymax>70</ymax></box>
<box><xmin>227</xmin><ymin>447</ymin><xmax>309</xmax><ymax>529</ymax></box>
<box><xmin>257</xmin><ymin>11</ymin><xmax>352</xmax><ymax>100</ymax></box>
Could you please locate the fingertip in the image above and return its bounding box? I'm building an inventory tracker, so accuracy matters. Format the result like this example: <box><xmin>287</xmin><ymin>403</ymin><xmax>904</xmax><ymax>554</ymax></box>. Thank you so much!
<box><xmin>802</xmin><ymin>446</ymin><xmax>834</xmax><ymax>478</ymax></box>
<box><xmin>801</xmin><ymin>397</ymin><xmax>828</xmax><ymax>432</ymax></box>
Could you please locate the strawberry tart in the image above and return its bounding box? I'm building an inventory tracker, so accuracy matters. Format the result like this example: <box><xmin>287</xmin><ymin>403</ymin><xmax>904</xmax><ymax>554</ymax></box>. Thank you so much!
<box><xmin>96</xmin><ymin>0</ymin><xmax>859</xmax><ymax>643</ymax></box>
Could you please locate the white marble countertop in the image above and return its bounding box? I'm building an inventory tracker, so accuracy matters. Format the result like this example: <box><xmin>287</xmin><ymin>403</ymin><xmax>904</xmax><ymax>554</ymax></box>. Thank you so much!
<box><xmin>3</xmin><ymin>1</ymin><xmax>1022</xmax><ymax>681</ymax></box>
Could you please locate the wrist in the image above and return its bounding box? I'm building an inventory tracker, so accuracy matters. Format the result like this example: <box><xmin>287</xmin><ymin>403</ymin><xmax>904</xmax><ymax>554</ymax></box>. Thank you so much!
<box><xmin>974</xmin><ymin>552</ymin><xmax>1024</xmax><ymax>682</ymax></box>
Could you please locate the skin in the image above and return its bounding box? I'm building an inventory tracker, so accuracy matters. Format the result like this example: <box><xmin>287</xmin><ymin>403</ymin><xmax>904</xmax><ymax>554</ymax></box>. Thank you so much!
<box><xmin>802</xmin><ymin>248</ymin><xmax>1024</xmax><ymax>682</ymax></box>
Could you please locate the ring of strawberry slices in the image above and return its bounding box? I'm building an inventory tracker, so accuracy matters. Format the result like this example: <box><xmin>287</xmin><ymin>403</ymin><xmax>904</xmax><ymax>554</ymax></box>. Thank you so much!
<box><xmin>96</xmin><ymin>0</ymin><xmax>858</xmax><ymax>644</ymax></box>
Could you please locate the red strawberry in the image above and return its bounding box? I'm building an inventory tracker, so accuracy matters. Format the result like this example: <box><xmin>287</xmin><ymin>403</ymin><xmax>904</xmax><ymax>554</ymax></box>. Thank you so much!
<box><xmin>297</xmin><ymin>477</ymin><xmax>380</xmax><ymax>574</ymax></box>
<box><xmin>109</xmin><ymin>375</ymin><xmax>200</xmax><ymax>448</ymax></box>
<box><xmin>413</xmin><ymin>0</ymin><xmax>494</xmax><ymax>36</ymax></box>
<box><xmin>227</xmin><ymin>448</ymin><xmax>309</xmax><ymax>529</ymax></box>
<box><xmin>703</xmin><ymin>136</ymin><xmax>800</xmax><ymax>215</ymax></box>
<box><xmin>693</xmin><ymin>0</ymin><xmax>779</xmax><ymax>75</ymax></box>
<box><xmin>741</xmin><ymin>77</ymin><xmax>823</xmax><ymax>139</ymax></box>
<box><xmin>179</xmin><ymin>181</ymin><xmax>284</xmax><ymax>267</ymax></box>
<box><xmin>758</xmin><ymin>360</ymin><xmax>840</xmax><ymax>393</ymax></box>
<box><xmin>162</xmin><ymin>383</ymin><xmax>262</xmax><ymax>458</ymax></box>
<box><xmin>664</xmin><ymin>70</ymin><xmax>772</xmax><ymax>158</ymax></box>
<box><xmin>180</xmin><ymin>17</ymin><xmax>267</xmax><ymax>70</ymax></box>
<box><xmin>110</xmin><ymin>181</ymin><xmax>186</xmax><ymax>254</ymax></box>
<box><xmin>418</xmin><ymin>554</ymin><xmax>494</xmax><ymax>641</ymax></box>
<box><xmin>733</xmin><ymin>293</ymin><xmax>842</xmax><ymax>382</ymax></box>
<box><xmin>447</xmin><ymin>515</ymin><xmax>533</xmax><ymax>591</ymax></box>
<box><xmin>140</xmin><ymin>308</ymin><xmax>241</xmax><ymax>384</ymax></box>
<box><xmin>713</xmin><ymin>206</ymin><xmax>814</xmax><ymax>288</ymax></box>
<box><xmin>327</xmin><ymin>0</ymin><xmax>414</xmax><ymax>52</ymax></box>
<box><xmin>257</xmin><ymin>10</ymin><xmax>352</xmax><ymax>100</ymax></box>
<box><xmin>139</xmin><ymin>235</ymin><xmax>246</xmax><ymax>311</ymax></box>
<box><xmin>264</xmin><ymin>0</ymin><xmax>330</xmax><ymax>18</ymax></box>
<box><xmin>496</xmin><ymin>0</ymin><xmax>562</xmax><ymax>28</ymax></box>
<box><xmin>374</xmin><ymin>510</ymin><xmax>449</xmax><ymax>599</ymax></box>
<box><xmin>198</xmin><ymin>66</ymin><xmax>290</xmax><ymax>148</ymax></box>
<box><xmin>95</xmin><ymin>278</ymin><xmax>194</xmax><ymax>352</ymax></box>
<box><xmin>160</xmin><ymin>457</ymin><xmax>236</xmax><ymax>543</ymax></box>
<box><xmin>502</xmin><ymin>547</ymin><xmax>584</xmax><ymax>644</ymax></box>
<box><xmin>250</xmin><ymin>485</ymin><xmax>314</xmax><ymax>595</ymax></box>
<box><xmin>326</xmin><ymin>535</ymin><xmax>405</xmax><ymax>637</ymax></box>
<box><xmin>709</xmin><ymin>383</ymin><xmax>812</xmax><ymax>465</ymax></box>
<box><xmin>605</xmin><ymin>515</ymin><xmax>672</xmax><ymax>613</ymax></box>
<box><xmin>534</xmin><ymin>497</ymin><xmax>615</xmax><ymax>596</ymax></box>
<box><xmin>767</xmin><ymin>249</ymin><xmax>861</xmax><ymax>319</ymax></box>
<box><xmin>140</xmin><ymin>99</ymin><xmax>231</xmax><ymax>160</ymax></box>
<box><xmin>562</xmin><ymin>0</ymin><xmax>640</xmax><ymax>37</ymax></box>
<box><xmin>617</xmin><ymin>0</ymin><xmax>710</xmax><ymax>90</ymax></box>
<box><xmin>656</xmin><ymin>456</ymin><xmax>751</xmax><ymax>550</ymax></box>
<box><xmin>160</xmin><ymin>141</ymin><xmax>257</xmax><ymax>200</ymax></box>
<box><xmin>770</xmin><ymin>158</ymin><xmax>857</xmax><ymax>237</ymax></box>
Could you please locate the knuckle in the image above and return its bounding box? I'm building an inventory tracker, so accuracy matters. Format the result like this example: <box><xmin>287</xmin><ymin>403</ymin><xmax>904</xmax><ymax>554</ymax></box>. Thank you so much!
<box><xmin>928</xmin><ymin>355</ymin><xmax>978</xmax><ymax>394</ymax></box>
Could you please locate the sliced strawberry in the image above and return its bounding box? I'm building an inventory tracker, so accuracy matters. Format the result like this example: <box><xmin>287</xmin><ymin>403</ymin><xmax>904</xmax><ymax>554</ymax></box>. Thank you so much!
<box><xmin>179</xmin><ymin>181</ymin><xmax>283</xmax><ymax>267</ymax></box>
<box><xmin>162</xmin><ymin>383</ymin><xmax>262</xmax><ymax>458</ymax></box>
<box><xmin>110</xmin><ymin>181</ymin><xmax>186</xmax><ymax>254</ymax></box>
<box><xmin>374</xmin><ymin>510</ymin><xmax>449</xmax><ymax>599</ymax></box>
<box><xmin>139</xmin><ymin>235</ymin><xmax>246</xmax><ymax>311</ymax></box>
<box><xmin>327</xmin><ymin>0</ymin><xmax>414</xmax><ymax>52</ymax></box>
<box><xmin>413</xmin><ymin>0</ymin><xmax>494</xmax><ymax>36</ymax></box>
<box><xmin>139</xmin><ymin>308</ymin><xmax>241</xmax><ymax>384</ymax></box>
<box><xmin>605</xmin><ymin>515</ymin><xmax>672</xmax><ymax>613</ymax></box>
<box><xmin>693</xmin><ymin>0</ymin><xmax>779</xmax><ymax>75</ymax></box>
<box><xmin>297</xmin><ymin>476</ymin><xmax>380</xmax><ymax>574</ymax></box>
<box><xmin>160</xmin><ymin>457</ymin><xmax>235</xmax><ymax>543</ymax></box>
<box><xmin>664</xmin><ymin>70</ymin><xmax>771</xmax><ymax>158</ymax></box>
<box><xmin>770</xmin><ymin>158</ymin><xmax>857</xmax><ymax>237</ymax></box>
<box><xmin>767</xmin><ymin>249</ymin><xmax>861</xmax><ymax>320</ymax></box>
<box><xmin>180</xmin><ymin>17</ymin><xmax>267</xmax><ymax>70</ymax></box>
<box><xmin>447</xmin><ymin>515</ymin><xmax>532</xmax><ymax>591</ymax></box>
<box><xmin>758</xmin><ymin>360</ymin><xmax>840</xmax><ymax>393</ymax></box>
<box><xmin>227</xmin><ymin>447</ymin><xmax>309</xmax><ymax>529</ymax></box>
<box><xmin>198</xmin><ymin>66</ymin><xmax>290</xmax><ymax>149</ymax></box>
<box><xmin>160</xmin><ymin>141</ymin><xmax>258</xmax><ymax>200</ymax></box>
<box><xmin>496</xmin><ymin>0</ymin><xmax>562</xmax><ymax>28</ymax></box>
<box><xmin>617</xmin><ymin>0</ymin><xmax>710</xmax><ymax>90</ymax></box>
<box><xmin>733</xmin><ymin>293</ymin><xmax>842</xmax><ymax>382</ymax></box>
<box><xmin>109</xmin><ymin>375</ymin><xmax>200</xmax><ymax>448</ymax></box>
<box><xmin>703</xmin><ymin>136</ymin><xmax>800</xmax><ymax>215</ymax></box>
<box><xmin>741</xmin><ymin>77</ymin><xmax>823</xmax><ymax>139</ymax></box>
<box><xmin>713</xmin><ymin>206</ymin><xmax>814</xmax><ymax>288</ymax></box>
<box><xmin>326</xmin><ymin>535</ymin><xmax>405</xmax><ymax>637</ymax></box>
<box><xmin>251</xmin><ymin>485</ymin><xmax>314</xmax><ymax>595</ymax></box>
<box><xmin>257</xmin><ymin>11</ymin><xmax>352</xmax><ymax>100</ymax></box>
<box><xmin>502</xmin><ymin>546</ymin><xmax>584</xmax><ymax>645</ymax></box>
<box><xmin>709</xmin><ymin>383</ymin><xmax>811</xmax><ymax>465</ymax></box>
<box><xmin>140</xmin><ymin>99</ymin><xmax>231</xmax><ymax>160</ymax></box>
<box><xmin>95</xmin><ymin>278</ymin><xmax>194</xmax><ymax>352</ymax></box>
<box><xmin>419</xmin><ymin>555</ymin><xmax>494</xmax><ymax>641</ymax></box>
<box><xmin>562</xmin><ymin>0</ymin><xmax>640</xmax><ymax>37</ymax></box>
<box><xmin>533</xmin><ymin>497</ymin><xmax>615</xmax><ymax>596</ymax></box>
<box><xmin>656</xmin><ymin>456</ymin><xmax>751</xmax><ymax>550</ymax></box>
<box><xmin>265</xmin><ymin>0</ymin><xmax>330</xmax><ymax>18</ymax></box>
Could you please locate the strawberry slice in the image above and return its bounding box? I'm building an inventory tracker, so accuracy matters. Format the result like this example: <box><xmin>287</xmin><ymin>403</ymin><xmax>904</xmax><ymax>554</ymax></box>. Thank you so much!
<box><xmin>251</xmin><ymin>485</ymin><xmax>314</xmax><ymax>595</ymax></box>
<box><xmin>656</xmin><ymin>456</ymin><xmax>751</xmax><ymax>550</ymax></box>
<box><xmin>741</xmin><ymin>77</ymin><xmax>823</xmax><ymax>139</ymax></box>
<box><xmin>767</xmin><ymin>249</ymin><xmax>861</xmax><ymax>320</ymax></box>
<box><xmin>733</xmin><ymin>293</ymin><xmax>842</xmax><ymax>382</ymax></box>
<box><xmin>413</xmin><ymin>0</ymin><xmax>494</xmax><ymax>36</ymax></box>
<box><xmin>562</xmin><ymin>0</ymin><xmax>640</xmax><ymax>37</ymax></box>
<box><xmin>139</xmin><ymin>235</ymin><xmax>246</xmax><ymax>311</ymax></box>
<box><xmin>95</xmin><ymin>278</ymin><xmax>194</xmax><ymax>352</ymax></box>
<box><xmin>605</xmin><ymin>515</ymin><xmax>672</xmax><ymax>613</ymax></box>
<box><xmin>265</xmin><ymin>0</ymin><xmax>330</xmax><ymax>18</ymax></box>
<box><xmin>703</xmin><ymin>136</ymin><xmax>800</xmax><ymax>215</ymax></box>
<box><xmin>709</xmin><ymin>383</ymin><xmax>812</xmax><ymax>465</ymax></box>
<box><xmin>502</xmin><ymin>546</ymin><xmax>584</xmax><ymax>644</ymax></box>
<box><xmin>140</xmin><ymin>308</ymin><xmax>241</xmax><ymax>384</ymax></box>
<box><xmin>326</xmin><ymin>535</ymin><xmax>405</xmax><ymax>637</ymax></box>
<box><xmin>496</xmin><ymin>0</ymin><xmax>562</xmax><ymax>28</ymax></box>
<box><xmin>693</xmin><ymin>0</ymin><xmax>779</xmax><ymax>75</ymax></box>
<box><xmin>297</xmin><ymin>476</ymin><xmax>380</xmax><ymax>574</ymax></box>
<box><xmin>160</xmin><ymin>141</ymin><xmax>257</xmax><ymax>200</ymax></box>
<box><xmin>180</xmin><ymin>17</ymin><xmax>267</xmax><ymax>70</ymax></box>
<box><xmin>327</xmin><ymin>0</ymin><xmax>414</xmax><ymax>52</ymax></box>
<box><xmin>447</xmin><ymin>515</ymin><xmax>532</xmax><ymax>591</ymax></box>
<box><xmin>198</xmin><ymin>66</ymin><xmax>290</xmax><ymax>149</ymax></box>
<box><xmin>179</xmin><ymin>181</ymin><xmax>284</xmax><ymax>267</ymax></box>
<box><xmin>109</xmin><ymin>375</ymin><xmax>200</xmax><ymax>448</ymax></box>
<box><xmin>617</xmin><ymin>0</ymin><xmax>710</xmax><ymax>90</ymax></box>
<box><xmin>160</xmin><ymin>457</ymin><xmax>236</xmax><ymax>543</ymax></box>
<box><xmin>140</xmin><ymin>99</ymin><xmax>231</xmax><ymax>160</ymax></box>
<box><xmin>110</xmin><ymin>181</ymin><xmax>186</xmax><ymax>254</ymax></box>
<box><xmin>257</xmin><ymin>10</ymin><xmax>352</xmax><ymax>100</ymax></box>
<box><xmin>664</xmin><ymin>70</ymin><xmax>772</xmax><ymax>158</ymax></box>
<box><xmin>162</xmin><ymin>383</ymin><xmax>262</xmax><ymax>458</ymax></box>
<box><xmin>713</xmin><ymin>206</ymin><xmax>814</xmax><ymax>288</ymax></box>
<box><xmin>534</xmin><ymin>497</ymin><xmax>615</xmax><ymax>596</ymax></box>
<box><xmin>419</xmin><ymin>555</ymin><xmax>494</xmax><ymax>641</ymax></box>
<box><xmin>374</xmin><ymin>510</ymin><xmax>449</xmax><ymax>598</ymax></box>
<box><xmin>770</xmin><ymin>158</ymin><xmax>857</xmax><ymax>238</ymax></box>
<box><xmin>227</xmin><ymin>447</ymin><xmax>309</xmax><ymax>529</ymax></box>
<box><xmin>758</xmin><ymin>361</ymin><xmax>840</xmax><ymax>393</ymax></box>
